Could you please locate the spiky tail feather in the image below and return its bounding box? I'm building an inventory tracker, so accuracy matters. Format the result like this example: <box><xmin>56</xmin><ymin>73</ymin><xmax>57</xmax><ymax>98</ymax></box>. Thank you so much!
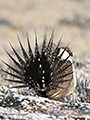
<box><xmin>2</xmin><ymin>31</ymin><xmax>75</xmax><ymax>100</ymax></box>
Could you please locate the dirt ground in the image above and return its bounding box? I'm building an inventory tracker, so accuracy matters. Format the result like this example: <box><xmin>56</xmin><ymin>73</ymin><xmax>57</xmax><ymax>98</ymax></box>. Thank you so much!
<box><xmin>0</xmin><ymin>0</ymin><xmax>90</xmax><ymax>66</ymax></box>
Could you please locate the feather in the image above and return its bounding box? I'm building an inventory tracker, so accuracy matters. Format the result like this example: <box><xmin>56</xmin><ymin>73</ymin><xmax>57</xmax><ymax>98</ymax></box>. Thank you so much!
<box><xmin>2</xmin><ymin>31</ymin><xmax>76</xmax><ymax>101</ymax></box>
<box><xmin>26</xmin><ymin>33</ymin><xmax>34</xmax><ymax>61</ymax></box>
<box><xmin>18</xmin><ymin>36</ymin><xmax>30</xmax><ymax>64</ymax></box>
<box><xmin>3</xmin><ymin>78</ymin><xmax>26</xmax><ymax>84</ymax></box>
<box><xmin>2</xmin><ymin>60</ymin><xmax>22</xmax><ymax>75</ymax></box>
<box><xmin>2</xmin><ymin>69</ymin><xmax>22</xmax><ymax>80</ymax></box>
<box><xmin>10</xmin><ymin>85</ymin><xmax>29</xmax><ymax>88</ymax></box>
<box><xmin>9</xmin><ymin>42</ymin><xmax>25</xmax><ymax>66</ymax></box>
<box><xmin>5</xmin><ymin>49</ymin><xmax>23</xmax><ymax>70</ymax></box>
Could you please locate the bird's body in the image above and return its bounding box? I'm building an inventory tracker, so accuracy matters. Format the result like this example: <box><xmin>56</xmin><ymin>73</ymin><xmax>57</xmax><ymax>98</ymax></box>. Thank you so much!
<box><xmin>2</xmin><ymin>31</ymin><xmax>76</xmax><ymax>101</ymax></box>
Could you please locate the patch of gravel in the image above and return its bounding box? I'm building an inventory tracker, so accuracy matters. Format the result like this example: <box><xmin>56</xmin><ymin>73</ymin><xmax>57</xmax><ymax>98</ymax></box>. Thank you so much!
<box><xmin>0</xmin><ymin>58</ymin><xmax>90</xmax><ymax>119</ymax></box>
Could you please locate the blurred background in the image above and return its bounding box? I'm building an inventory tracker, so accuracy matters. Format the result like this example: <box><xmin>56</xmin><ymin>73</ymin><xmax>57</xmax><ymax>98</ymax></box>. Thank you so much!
<box><xmin>0</xmin><ymin>0</ymin><xmax>90</xmax><ymax>67</ymax></box>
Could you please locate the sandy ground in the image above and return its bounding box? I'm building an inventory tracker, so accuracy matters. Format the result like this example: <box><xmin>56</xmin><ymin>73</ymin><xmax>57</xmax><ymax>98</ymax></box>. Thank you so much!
<box><xmin>0</xmin><ymin>0</ymin><xmax>90</xmax><ymax>66</ymax></box>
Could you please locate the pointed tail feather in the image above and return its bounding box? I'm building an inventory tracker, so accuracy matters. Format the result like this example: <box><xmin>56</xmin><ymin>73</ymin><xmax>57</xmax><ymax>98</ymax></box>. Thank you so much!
<box><xmin>5</xmin><ymin>49</ymin><xmax>23</xmax><ymax>70</ymax></box>
<box><xmin>53</xmin><ymin>71</ymin><xmax>73</xmax><ymax>82</ymax></box>
<box><xmin>18</xmin><ymin>37</ymin><xmax>30</xmax><ymax>64</ymax></box>
<box><xmin>52</xmin><ymin>61</ymin><xmax>72</xmax><ymax>78</ymax></box>
<box><xmin>27</xmin><ymin>34</ymin><xmax>34</xmax><ymax>61</ymax></box>
<box><xmin>9</xmin><ymin>42</ymin><xmax>26</xmax><ymax>67</ymax></box>
<box><xmin>41</xmin><ymin>31</ymin><xmax>47</xmax><ymax>55</ymax></box>
<box><xmin>45</xmin><ymin>30</ymin><xmax>54</xmax><ymax>58</ymax></box>
<box><xmin>35</xmin><ymin>30</ymin><xmax>40</xmax><ymax>59</ymax></box>
<box><xmin>2</xmin><ymin>69</ymin><xmax>22</xmax><ymax>80</ymax></box>
<box><xmin>2</xmin><ymin>60</ymin><xmax>22</xmax><ymax>75</ymax></box>
<box><xmin>52</xmin><ymin>54</ymin><xmax>70</xmax><ymax>71</ymax></box>
<box><xmin>3</xmin><ymin>78</ymin><xmax>26</xmax><ymax>84</ymax></box>
<box><xmin>10</xmin><ymin>85</ymin><xmax>29</xmax><ymax>88</ymax></box>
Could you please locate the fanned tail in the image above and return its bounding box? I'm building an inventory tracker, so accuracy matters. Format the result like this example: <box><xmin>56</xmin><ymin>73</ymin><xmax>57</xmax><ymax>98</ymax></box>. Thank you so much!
<box><xmin>2</xmin><ymin>31</ymin><xmax>75</xmax><ymax>101</ymax></box>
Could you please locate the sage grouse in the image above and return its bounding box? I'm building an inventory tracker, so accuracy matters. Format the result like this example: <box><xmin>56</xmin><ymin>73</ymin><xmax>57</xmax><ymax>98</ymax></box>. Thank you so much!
<box><xmin>2</xmin><ymin>31</ymin><xmax>76</xmax><ymax>101</ymax></box>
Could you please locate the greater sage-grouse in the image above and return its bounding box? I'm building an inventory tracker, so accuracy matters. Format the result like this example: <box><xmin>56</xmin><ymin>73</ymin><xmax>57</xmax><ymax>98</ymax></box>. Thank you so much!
<box><xmin>2</xmin><ymin>31</ymin><xmax>76</xmax><ymax>101</ymax></box>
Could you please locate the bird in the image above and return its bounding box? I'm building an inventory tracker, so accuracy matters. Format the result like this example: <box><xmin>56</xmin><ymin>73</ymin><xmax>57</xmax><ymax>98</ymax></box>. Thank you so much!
<box><xmin>2</xmin><ymin>31</ymin><xmax>76</xmax><ymax>101</ymax></box>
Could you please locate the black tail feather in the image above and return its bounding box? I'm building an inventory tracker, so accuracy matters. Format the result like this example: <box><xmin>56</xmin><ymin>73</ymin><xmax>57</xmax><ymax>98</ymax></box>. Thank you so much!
<box><xmin>41</xmin><ymin>31</ymin><xmax>47</xmax><ymax>55</ymax></box>
<box><xmin>50</xmin><ymin>37</ymin><xmax>62</xmax><ymax>66</ymax></box>
<box><xmin>18</xmin><ymin>36</ymin><xmax>30</xmax><ymax>64</ymax></box>
<box><xmin>35</xmin><ymin>30</ymin><xmax>40</xmax><ymax>59</ymax></box>
<box><xmin>10</xmin><ymin>85</ymin><xmax>29</xmax><ymax>88</ymax></box>
<box><xmin>53</xmin><ymin>71</ymin><xmax>73</xmax><ymax>82</ymax></box>
<box><xmin>3</xmin><ymin>78</ymin><xmax>26</xmax><ymax>84</ymax></box>
<box><xmin>27</xmin><ymin>34</ymin><xmax>34</xmax><ymax>61</ymax></box>
<box><xmin>9</xmin><ymin>42</ymin><xmax>26</xmax><ymax>66</ymax></box>
<box><xmin>53</xmin><ymin>53</ymin><xmax>70</xmax><ymax>71</ymax></box>
<box><xmin>2</xmin><ymin>69</ymin><xmax>22</xmax><ymax>80</ymax></box>
<box><xmin>5</xmin><ymin>49</ymin><xmax>23</xmax><ymax>70</ymax></box>
<box><xmin>52</xmin><ymin>62</ymin><xmax>72</xmax><ymax>78</ymax></box>
<box><xmin>2</xmin><ymin>60</ymin><xmax>22</xmax><ymax>75</ymax></box>
<box><xmin>45</xmin><ymin>30</ymin><xmax>54</xmax><ymax>58</ymax></box>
